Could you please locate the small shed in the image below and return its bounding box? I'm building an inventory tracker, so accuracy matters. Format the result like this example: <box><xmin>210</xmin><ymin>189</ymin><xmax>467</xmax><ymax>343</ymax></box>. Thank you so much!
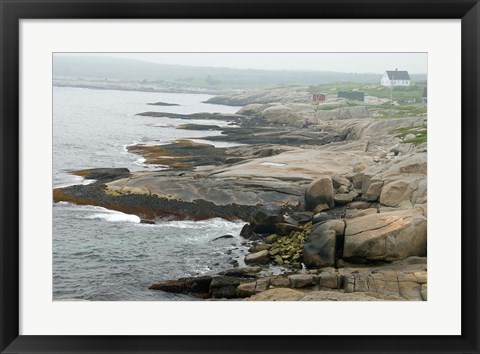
<box><xmin>338</xmin><ymin>91</ymin><xmax>365</xmax><ymax>102</ymax></box>
<box><xmin>312</xmin><ymin>93</ymin><xmax>326</xmax><ymax>102</ymax></box>
<box><xmin>422</xmin><ymin>87</ymin><xmax>427</xmax><ymax>104</ymax></box>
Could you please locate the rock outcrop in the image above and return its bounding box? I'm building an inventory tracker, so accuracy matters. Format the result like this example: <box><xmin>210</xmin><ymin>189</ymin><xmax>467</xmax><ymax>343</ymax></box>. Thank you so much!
<box><xmin>303</xmin><ymin>229</ymin><xmax>337</xmax><ymax>268</ymax></box>
<box><xmin>344</xmin><ymin>209</ymin><xmax>427</xmax><ymax>262</ymax></box>
<box><xmin>250</xmin><ymin>204</ymin><xmax>284</xmax><ymax>233</ymax></box>
<box><xmin>150</xmin><ymin>257</ymin><xmax>427</xmax><ymax>301</ymax></box>
<box><xmin>304</xmin><ymin>176</ymin><xmax>335</xmax><ymax>211</ymax></box>
<box><xmin>244</xmin><ymin>250</ymin><xmax>271</xmax><ymax>265</ymax></box>
<box><xmin>72</xmin><ymin>168</ymin><xmax>131</xmax><ymax>183</ymax></box>
<box><xmin>54</xmin><ymin>84</ymin><xmax>429</xmax><ymax>302</ymax></box>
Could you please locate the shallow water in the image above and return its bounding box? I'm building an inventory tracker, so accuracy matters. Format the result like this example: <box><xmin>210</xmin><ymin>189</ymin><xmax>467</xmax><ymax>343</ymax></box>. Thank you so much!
<box><xmin>53</xmin><ymin>87</ymin><xmax>248</xmax><ymax>300</ymax></box>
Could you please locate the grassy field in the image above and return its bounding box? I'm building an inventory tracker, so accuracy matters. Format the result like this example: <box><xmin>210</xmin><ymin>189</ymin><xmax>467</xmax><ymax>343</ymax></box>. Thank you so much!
<box><xmin>308</xmin><ymin>81</ymin><xmax>427</xmax><ymax>105</ymax></box>
<box><xmin>373</xmin><ymin>105</ymin><xmax>428</xmax><ymax>119</ymax></box>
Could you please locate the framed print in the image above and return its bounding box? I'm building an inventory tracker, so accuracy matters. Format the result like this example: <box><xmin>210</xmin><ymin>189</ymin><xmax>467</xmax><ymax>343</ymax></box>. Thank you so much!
<box><xmin>1</xmin><ymin>0</ymin><xmax>479</xmax><ymax>353</ymax></box>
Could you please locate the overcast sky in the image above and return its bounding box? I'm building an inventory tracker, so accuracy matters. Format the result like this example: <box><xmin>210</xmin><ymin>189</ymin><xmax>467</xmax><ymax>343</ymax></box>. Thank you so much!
<box><xmin>60</xmin><ymin>53</ymin><xmax>427</xmax><ymax>74</ymax></box>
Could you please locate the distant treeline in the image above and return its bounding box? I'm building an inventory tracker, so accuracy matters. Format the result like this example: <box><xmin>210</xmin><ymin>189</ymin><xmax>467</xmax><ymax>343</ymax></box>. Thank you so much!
<box><xmin>53</xmin><ymin>56</ymin><xmax>427</xmax><ymax>89</ymax></box>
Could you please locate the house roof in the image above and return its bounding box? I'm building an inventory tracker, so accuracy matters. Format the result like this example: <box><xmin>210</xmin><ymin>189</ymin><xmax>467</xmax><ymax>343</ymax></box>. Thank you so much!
<box><xmin>385</xmin><ymin>70</ymin><xmax>411</xmax><ymax>80</ymax></box>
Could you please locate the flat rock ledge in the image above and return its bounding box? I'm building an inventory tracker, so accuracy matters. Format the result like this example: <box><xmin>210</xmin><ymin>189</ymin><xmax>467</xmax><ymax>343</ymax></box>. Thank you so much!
<box><xmin>53</xmin><ymin>181</ymin><xmax>256</xmax><ymax>222</ymax></box>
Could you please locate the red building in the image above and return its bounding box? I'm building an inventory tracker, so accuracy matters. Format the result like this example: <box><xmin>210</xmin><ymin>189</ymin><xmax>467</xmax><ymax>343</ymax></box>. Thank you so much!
<box><xmin>312</xmin><ymin>93</ymin><xmax>326</xmax><ymax>102</ymax></box>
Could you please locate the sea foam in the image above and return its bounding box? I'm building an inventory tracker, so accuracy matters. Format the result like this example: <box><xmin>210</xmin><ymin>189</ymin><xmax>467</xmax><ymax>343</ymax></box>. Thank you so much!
<box><xmin>85</xmin><ymin>210</ymin><xmax>141</xmax><ymax>223</ymax></box>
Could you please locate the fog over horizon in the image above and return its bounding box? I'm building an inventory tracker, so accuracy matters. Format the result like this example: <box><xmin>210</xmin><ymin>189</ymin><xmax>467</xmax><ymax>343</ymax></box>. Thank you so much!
<box><xmin>55</xmin><ymin>52</ymin><xmax>427</xmax><ymax>74</ymax></box>
<box><xmin>53</xmin><ymin>53</ymin><xmax>427</xmax><ymax>90</ymax></box>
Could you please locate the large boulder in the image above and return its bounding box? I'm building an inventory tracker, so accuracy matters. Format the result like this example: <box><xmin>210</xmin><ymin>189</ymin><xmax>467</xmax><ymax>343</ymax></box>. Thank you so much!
<box><xmin>249</xmin><ymin>243</ymin><xmax>271</xmax><ymax>253</ymax></box>
<box><xmin>305</xmin><ymin>176</ymin><xmax>334</xmax><ymax>211</ymax></box>
<box><xmin>244</xmin><ymin>250</ymin><xmax>270</xmax><ymax>265</ymax></box>
<box><xmin>237</xmin><ymin>103</ymin><xmax>267</xmax><ymax>116</ymax></box>
<box><xmin>365</xmin><ymin>181</ymin><xmax>384</xmax><ymax>202</ymax></box>
<box><xmin>303</xmin><ymin>229</ymin><xmax>337</xmax><ymax>268</ymax></box>
<box><xmin>367</xmin><ymin>154</ymin><xmax>427</xmax><ymax>207</ymax></box>
<box><xmin>332</xmin><ymin>175</ymin><xmax>352</xmax><ymax>189</ymax></box>
<box><xmin>411</xmin><ymin>178</ymin><xmax>427</xmax><ymax>205</ymax></box>
<box><xmin>397</xmin><ymin>154</ymin><xmax>427</xmax><ymax>174</ymax></box>
<box><xmin>260</xmin><ymin>105</ymin><xmax>295</xmax><ymax>124</ymax></box>
<box><xmin>240</xmin><ymin>224</ymin><xmax>256</xmax><ymax>239</ymax></box>
<box><xmin>302</xmin><ymin>219</ymin><xmax>345</xmax><ymax>269</ymax></box>
<box><xmin>333</xmin><ymin>191</ymin><xmax>358</xmax><ymax>204</ymax></box>
<box><xmin>236</xmin><ymin>282</ymin><xmax>257</xmax><ymax>298</ymax></box>
<box><xmin>288</xmin><ymin>274</ymin><xmax>315</xmax><ymax>288</ymax></box>
<box><xmin>312</xmin><ymin>213</ymin><xmax>335</xmax><ymax>225</ymax></box>
<box><xmin>312</xmin><ymin>219</ymin><xmax>346</xmax><ymax>236</ymax></box>
<box><xmin>250</xmin><ymin>204</ymin><xmax>283</xmax><ymax>233</ymax></box>
<box><xmin>344</xmin><ymin>209</ymin><xmax>427</xmax><ymax>262</ymax></box>
<box><xmin>350</xmin><ymin>172</ymin><xmax>364</xmax><ymax>189</ymax></box>
<box><xmin>292</xmin><ymin>211</ymin><xmax>314</xmax><ymax>224</ymax></box>
<box><xmin>379</xmin><ymin>180</ymin><xmax>415</xmax><ymax>207</ymax></box>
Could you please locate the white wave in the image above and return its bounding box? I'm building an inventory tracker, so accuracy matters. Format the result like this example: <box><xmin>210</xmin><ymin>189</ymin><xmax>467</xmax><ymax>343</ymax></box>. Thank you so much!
<box><xmin>85</xmin><ymin>210</ymin><xmax>141</xmax><ymax>223</ymax></box>
<box><xmin>153</xmin><ymin>124</ymin><xmax>176</xmax><ymax>128</ymax></box>
<box><xmin>187</xmin><ymin>119</ymin><xmax>236</xmax><ymax>127</ymax></box>
<box><xmin>54</xmin><ymin>201</ymin><xmax>73</xmax><ymax>206</ymax></box>
<box><xmin>134</xmin><ymin>157</ymin><xmax>146</xmax><ymax>165</ymax></box>
<box><xmin>155</xmin><ymin>217</ymin><xmax>245</xmax><ymax>243</ymax></box>
<box><xmin>75</xmin><ymin>205</ymin><xmax>113</xmax><ymax>212</ymax></box>
<box><xmin>122</xmin><ymin>143</ymin><xmax>134</xmax><ymax>152</ymax></box>
<box><xmin>54</xmin><ymin>174</ymin><xmax>96</xmax><ymax>188</ymax></box>
<box><xmin>159</xmin><ymin>217</ymin><xmax>244</xmax><ymax>229</ymax></box>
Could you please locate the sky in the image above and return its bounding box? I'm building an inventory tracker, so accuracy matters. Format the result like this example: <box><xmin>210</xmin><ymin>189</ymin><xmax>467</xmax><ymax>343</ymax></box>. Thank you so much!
<box><xmin>60</xmin><ymin>53</ymin><xmax>427</xmax><ymax>74</ymax></box>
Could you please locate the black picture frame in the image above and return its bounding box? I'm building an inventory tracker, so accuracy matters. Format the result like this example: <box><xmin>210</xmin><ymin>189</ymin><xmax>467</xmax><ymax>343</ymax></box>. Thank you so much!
<box><xmin>1</xmin><ymin>1</ymin><xmax>479</xmax><ymax>353</ymax></box>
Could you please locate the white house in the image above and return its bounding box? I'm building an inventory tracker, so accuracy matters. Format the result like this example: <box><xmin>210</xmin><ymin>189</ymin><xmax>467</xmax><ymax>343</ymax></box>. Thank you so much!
<box><xmin>381</xmin><ymin>69</ymin><xmax>411</xmax><ymax>87</ymax></box>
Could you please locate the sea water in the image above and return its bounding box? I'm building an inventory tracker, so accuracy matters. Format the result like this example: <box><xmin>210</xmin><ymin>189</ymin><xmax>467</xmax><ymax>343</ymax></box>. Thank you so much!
<box><xmin>53</xmin><ymin>86</ymin><xmax>247</xmax><ymax>300</ymax></box>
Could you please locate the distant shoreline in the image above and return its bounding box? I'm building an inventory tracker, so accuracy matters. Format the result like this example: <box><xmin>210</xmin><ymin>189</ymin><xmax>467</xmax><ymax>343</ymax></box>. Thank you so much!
<box><xmin>53</xmin><ymin>82</ymin><xmax>229</xmax><ymax>96</ymax></box>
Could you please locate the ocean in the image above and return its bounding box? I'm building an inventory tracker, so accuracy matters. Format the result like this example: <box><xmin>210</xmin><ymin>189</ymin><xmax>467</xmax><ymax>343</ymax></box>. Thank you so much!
<box><xmin>53</xmin><ymin>86</ymin><xmax>248</xmax><ymax>300</ymax></box>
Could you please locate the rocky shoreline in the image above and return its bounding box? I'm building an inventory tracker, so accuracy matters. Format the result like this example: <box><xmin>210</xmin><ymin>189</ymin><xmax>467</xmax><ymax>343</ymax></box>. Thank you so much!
<box><xmin>53</xmin><ymin>87</ymin><xmax>428</xmax><ymax>300</ymax></box>
<box><xmin>149</xmin><ymin>257</ymin><xmax>427</xmax><ymax>301</ymax></box>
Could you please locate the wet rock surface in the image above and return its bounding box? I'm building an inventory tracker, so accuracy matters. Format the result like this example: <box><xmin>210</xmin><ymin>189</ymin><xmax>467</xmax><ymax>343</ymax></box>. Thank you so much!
<box><xmin>250</xmin><ymin>204</ymin><xmax>284</xmax><ymax>233</ymax></box>
<box><xmin>72</xmin><ymin>168</ymin><xmax>131</xmax><ymax>183</ymax></box>
<box><xmin>136</xmin><ymin>111</ymin><xmax>244</xmax><ymax>122</ymax></box>
<box><xmin>53</xmin><ymin>182</ymin><xmax>256</xmax><ymax>221</ymax></box>
<box><xmin>147</xmin><ymin>101</ymin><xmax>180</xmax><ymax>106</ymax></box>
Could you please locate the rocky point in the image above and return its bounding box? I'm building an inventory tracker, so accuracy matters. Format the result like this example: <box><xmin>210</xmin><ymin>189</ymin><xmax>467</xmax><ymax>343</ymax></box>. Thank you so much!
<box><xmin>54</xmin><ymin>86</ymin><xmax>428</xmax><ymax>301</ymax></box>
